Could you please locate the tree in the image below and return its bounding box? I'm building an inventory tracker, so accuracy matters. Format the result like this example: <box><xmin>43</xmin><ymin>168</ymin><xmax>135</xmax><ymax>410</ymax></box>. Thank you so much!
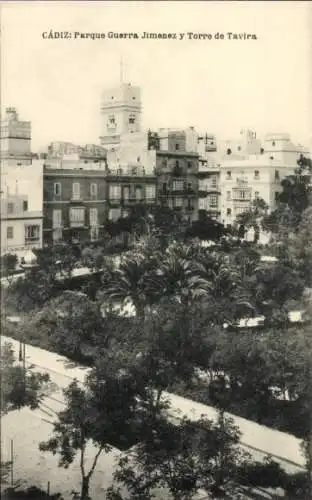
<box><xmin>1</xmin><ymin>342</ymin><xmax>50</xmax><ymax>416</ymax></box>
<box><xmin>262</xmin><ymin>157</ymin><xmax>312</xmax><ymax>237</ymax></box>
<box><xmin>2</xmin><ymin>486</ymin><xmax>63</xmax><ymax>499</ymax></box>
<box><xmin>34</xmin><ymin>243</ymin><xmax>80</xmax><ymax>280</ymax></box>
<box><xmin>107</xmin><ymin>412</ymin><xmax>278</xmax><ymax>500</ymax></box>
<box><xmin>185</xmin><ymin>215</ymin><xmax>228</xmax><ymax>242</ymax></box>
<box><xmin>0</xmin><ymin>253</ymin><xmax>18</xmax><ymax>280</ymax></box>
<box><xmin>287</xmin><ymin>206</ymin><xmax>312</xmax><ymax>286</ymax></box>
<box><xmin>98</xmin><ymin>250</ymin><xmax>160</xmax><ymax>320</ymax></box>
<box><xmin>35</xmin><ymin>291</ymin><xmax>107</xmax><ymax>362</ymax></box>
<box><xmin>80</xmin><ymin>246</ymin><xmax>105</xmax><ymax>272</ymax></box>
<box><xmin>39</xmin><ymin>351</ymin><xmax>146</xmax><ymax>500</ymax></box>
<box><xmin>235</xmin><ymin>198</ymin><xmax>268</xmax><ymax>243</ymax></box>
<box><xmin>247</xmin><ymin>261</ymin><xmax>305</xmax><ymax>320</ymax></box>
<box><xmin>3</xmin><ymin>269</ymin><xmax>56</xmax><ymax>312</ymax></box>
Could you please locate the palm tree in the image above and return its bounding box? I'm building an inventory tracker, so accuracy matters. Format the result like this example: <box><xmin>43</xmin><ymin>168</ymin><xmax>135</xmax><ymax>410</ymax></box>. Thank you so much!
<box><xmin>189</xmin><ymin>247</ymin><xmax>255</xmax><ymax>324</ymax></box>
<box><xmin>98</xmin><ymin>250</ymin><xmax>160</xmax><ymax>320</ymax></box>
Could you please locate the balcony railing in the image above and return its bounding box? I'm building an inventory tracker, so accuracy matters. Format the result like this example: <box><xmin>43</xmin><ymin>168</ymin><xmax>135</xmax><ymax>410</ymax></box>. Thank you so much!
<box><xmin>25</xmin><ymin>237</ymin><xmax>40</xmax><ymax>244</ymax></box>
<box><xmin>70</xmin><ymin>195</ymin><xmax>83</xmax><ymax>202</ymax></box>
<box><xmin>69</xmin><ymin>220</ymin><xmax>85</xmax><ymax>228</ymax></box>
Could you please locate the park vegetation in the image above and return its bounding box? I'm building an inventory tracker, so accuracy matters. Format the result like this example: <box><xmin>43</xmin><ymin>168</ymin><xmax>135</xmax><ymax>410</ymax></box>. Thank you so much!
<box><xmin>2</xmin><ymin>155</ymin><xmax>312</xmax><ymax>499</ymax></box>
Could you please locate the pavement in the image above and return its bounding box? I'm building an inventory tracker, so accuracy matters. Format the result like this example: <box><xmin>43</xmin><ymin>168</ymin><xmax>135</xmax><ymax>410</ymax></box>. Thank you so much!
<box><xmin>1</xmin><ymin>335</ymin><xmax>305</xmax><ymax>499</ymax></box>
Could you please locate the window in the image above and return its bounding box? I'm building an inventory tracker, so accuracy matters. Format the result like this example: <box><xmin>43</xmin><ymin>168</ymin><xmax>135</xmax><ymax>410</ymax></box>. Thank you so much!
<box><xmin>235</xmin><ymin>206</ymin><xmax>248</xmax><ymax>215</ymax></box>
<box><xmin>90</xmin><ymin>227</ymin><xmax>99</xmax><ymax>241</ymax></box>
<box><xmin>226</xmin><ymin>171</ymin><xmax>232</xmax><ymax>180</ymax></box>
<box><xmin>209</xmin><ymin>194</ymin><xmax>218</xmax><ymax>208</ymax></box>
<box><xmin>53</xmin><ymin>209</ymin><xmax>62</xmax><ymax>227</ymax></box>
<box><xmin>108</xmin><ymin>115</ymin><xmax>116</xmax><ymax>125</ymax></box>
<box><xmin>187</xmin><ymin>161</ymin><xmax>192</xmax><ymax>169</ymax></box>
<box><xmin>129</xmin><ymin>114</ymin><xmax>136</xmax><ymax>124</ymax></box>
<box><xmin>226</xmin><ymin>191</ymin><xmax>231</xmax><ymax>201</ymax></box>
<box><xmin>69</xmin><ymin>207</ymin><xmax>85</xmax><ymax>226</ymax></box>
<box><xmin>89</xmin><ymin>208</ymin><xmax>98</xmax><ymax>226</ymax></box>
<box><xmin>25</xmin><ymin>225</ymin><xmax>40</xmax><ymax>243</ymax></box>
<box><xmin>227</xmin><ymin>148</ymin><xmax>232</xmax><ymax>155</ymax></box>
<box><xmin>272</xmin><ymin>141</ymin><xmax>276</xmax><ymax>147</ymax></box>
<box><xmin>146</xmin><ymin>185</ymin><xmax>156</xmax><ymax>200</ymax></box>
<box><xmin>173</xmin><ymin>180</ymin><xmax>184</xmax><ymax>191</ymax></box>
<box><xmin>23</xmin><ymin>200</ymin><xmax>28</xmax><ymax>211</ymax></box>
<box><xmin>162</xmin><ymin>183</ymin><xmax>167</xmax><ymax>192</ymax></box>
<box><xmin>72</xmin><ymin>182</ymin><xmax>81</xmax><ymax>200</ymax></box>
<box><xmin>211</xmin><ymin>176</ymin><xmax>217</xmax><ymax>188</ymax></box>
<box><xmin>122</xmin><ymin>186</ymin><xmax>130</xmax><ymax>200</ymax></box>
<box><xmin>237</xmin><ymin>146</ymin><xmax>241</xmax><ymax>151</ymax></box>
<box><xmin>90</xmin><ymin>183</ymin><xmax>97</xmax><ymax>199</ymax></box>
<box><xmin>275</xmin><ymin>191</ymin><xmax>280</xmax><ymax>201</ymax></box>
<box><xmin>227</xmin><ymin>208</ymin><xmax>232</xmax><ymax>216</ymax></box>
<box><xmin>109</xmin><ymin>184</ymin><xmax>121</xmax><ymax>200</ymax></box>
<box><xmin>175</xmin><ymin>143</ymin><xmax>180</xmax><ymax>150</ymax></box>
<box><xmin>232</xmin><ymin>190</ymin><xmax>251</xmax><ymax>201</ymax></box>
<box><xmin>254</xmin><ymin>170</ymin><xmax>260</xmax><ymax>179</ymax></box>
<box><xmin>174</xmin><ymin>197</ymin><xmax>183</xmax><ymax>207</ymax></box>
<box><xmin>108</xmin><ymin>208</ymin><xmax>121</xmax><ymax>221</ymax></box>
<box><xmin>7</xmin><ymin>202</ymin><xmax>14</xmax><ymax>214</ymax></box>
<box><xmin>275</xmin><ymin>170</ymin><xmax>280</xmax><ymax>180</ymax></box>
<box><xmin>7</xmin><ymin>226</ymin><xmax>13</xmax><ymax>239</ymax></box>
<box><xmin>135</xmin><ymin>186</ymin><xmax>143</xmax><ymax>200</ymax></box>
<box><xmin>255</xmin><ymin>191</ymin><xmax>259</xmax><ymax>199</ymax></box>
<box><xmin>162</xmin><ymin>159</ymin><xmax>167</xmax><ymax>168</ymax></box>
<box><xmin>175</xmin><ymin>160</ymin><xmax>179</xmax><ymax>168</ymax></box>
<box><xmin>53</xmin><ymin>228</ymin><xmax>62</xmax><ymax>242</ymax></box>
<box><xmin>54</xmin><ymin>183</ymin><xmax>61</xmax><ymax>196</ymax></box>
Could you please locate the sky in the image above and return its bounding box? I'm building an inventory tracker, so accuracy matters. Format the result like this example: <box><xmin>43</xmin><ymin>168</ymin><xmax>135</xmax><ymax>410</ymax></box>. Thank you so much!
<box><xmin>1</xmin><ymin>1</ymin><xmax>312</xmax><ymax>151</ymax></box>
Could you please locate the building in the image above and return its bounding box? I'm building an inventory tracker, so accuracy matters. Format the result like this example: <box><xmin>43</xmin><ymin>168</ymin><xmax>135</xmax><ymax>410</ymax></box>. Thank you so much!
<box><xmin>197</xmin><ymin>134</ymin><xmax>221</xmax><ymax>220</ymax></box>
<box><xmin>0</xmin><ymin>107</ymin><xmax>32</xmax><ymax>165</ymax></box>
<box><xmin>151</xmin><ymin>128</ymin><xmax>200</xmax><ymax>223</ymax></box>
<box><xmin>219</xmin><ymin>132</ymin><xmax>308</xmax><ymax>229</ymax></box>
<box><xmin>0</xmin><ymin>163</ymin><xmax>44</xmax><ymax>259</ymax></box>
<box><xmin>106</xmin><ymin>165</ymin><xmax>157</xmax><ymax>222</ymax></box>
<box><xmin>99</xmin><ymin>82</ymin><xmax>142</xmax><ymax>150</ymax></box>
<box><xmin>46</xmin><ymin>142</ymin><xmax>107</xmax><ymax>163</ymax></box>
<box><xmin>0</xmin><ymin>194</ymin><xmax>43</xmax><ymax>258</ymax></box>
<box><xmin>43</xmin><ymin>163</ymin><xmax>157</xmax><ymax>245</ymax></box>
<box><xmin>43</xmin><ymin>166</ymin><xmax>108</xmax><ymax>245</ymax></box>
<box><xmin>217</xmin><ymin>128</ymin><xmax>262</xmax><ymax>159</ymax></box>
<box><xmin>0</xmin><ymin>107</ymin><xmax>44</xmax><ymax>259</ymax></box>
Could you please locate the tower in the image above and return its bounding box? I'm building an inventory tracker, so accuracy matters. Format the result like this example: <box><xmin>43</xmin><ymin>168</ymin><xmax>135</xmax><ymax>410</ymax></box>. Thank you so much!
<box><xmin>0</xmin><ymin>107</ymin><xmax>31</xmax><ymax>163</ymax></box>
<box><xmin>99</xmin><ymin>82</ymin><xmax>142</xmax><ymax>150</ymax></box>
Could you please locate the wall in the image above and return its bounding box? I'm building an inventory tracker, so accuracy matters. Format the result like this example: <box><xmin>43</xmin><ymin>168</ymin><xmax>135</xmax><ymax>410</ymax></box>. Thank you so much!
<box><xmin>43</xmin><ymin>168</ymin><xmax>108</xmax><ymax>244</ymax></box>
<box><xmin>1</xmin><ymin>215</ymin><xmax>43</xmax><ymax>255</ymax></box>
<box><xmin>219</xmin><ymin>156</ymin><xmax>296</xmax><ymax>225</ymax></box>
<box><xmin>106</xmin><ymin>131</ymin><xmax>156</xmax><ymax>174</ymax></box>
<box><xmin>1</xmin><ymin>161</ymin><xmax>44</xmax><ymax>212</ymax></box>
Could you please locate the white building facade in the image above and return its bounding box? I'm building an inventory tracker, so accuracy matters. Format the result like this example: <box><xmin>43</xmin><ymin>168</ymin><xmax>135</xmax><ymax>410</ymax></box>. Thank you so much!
<box><xmin>220</xmin><ymin>133</ymin><xmax>309</xmax><ymax>228</ymax></box>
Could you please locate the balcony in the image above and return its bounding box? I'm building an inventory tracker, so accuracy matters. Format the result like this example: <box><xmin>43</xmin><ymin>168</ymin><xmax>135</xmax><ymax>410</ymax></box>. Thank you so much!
<box><xmin>69</xmin><ymin>220</ymin><xmax>85</xmax><ymax>228</ymax></box>
<box><xmin>70</xmin><ymin>196</ymin><xmax>84</xmax><ymax>203</ymax></box>
<box><xmin>25</xmin><ymin>236</ymin><xmax>40</xmax><ymax>245</ymax></box>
